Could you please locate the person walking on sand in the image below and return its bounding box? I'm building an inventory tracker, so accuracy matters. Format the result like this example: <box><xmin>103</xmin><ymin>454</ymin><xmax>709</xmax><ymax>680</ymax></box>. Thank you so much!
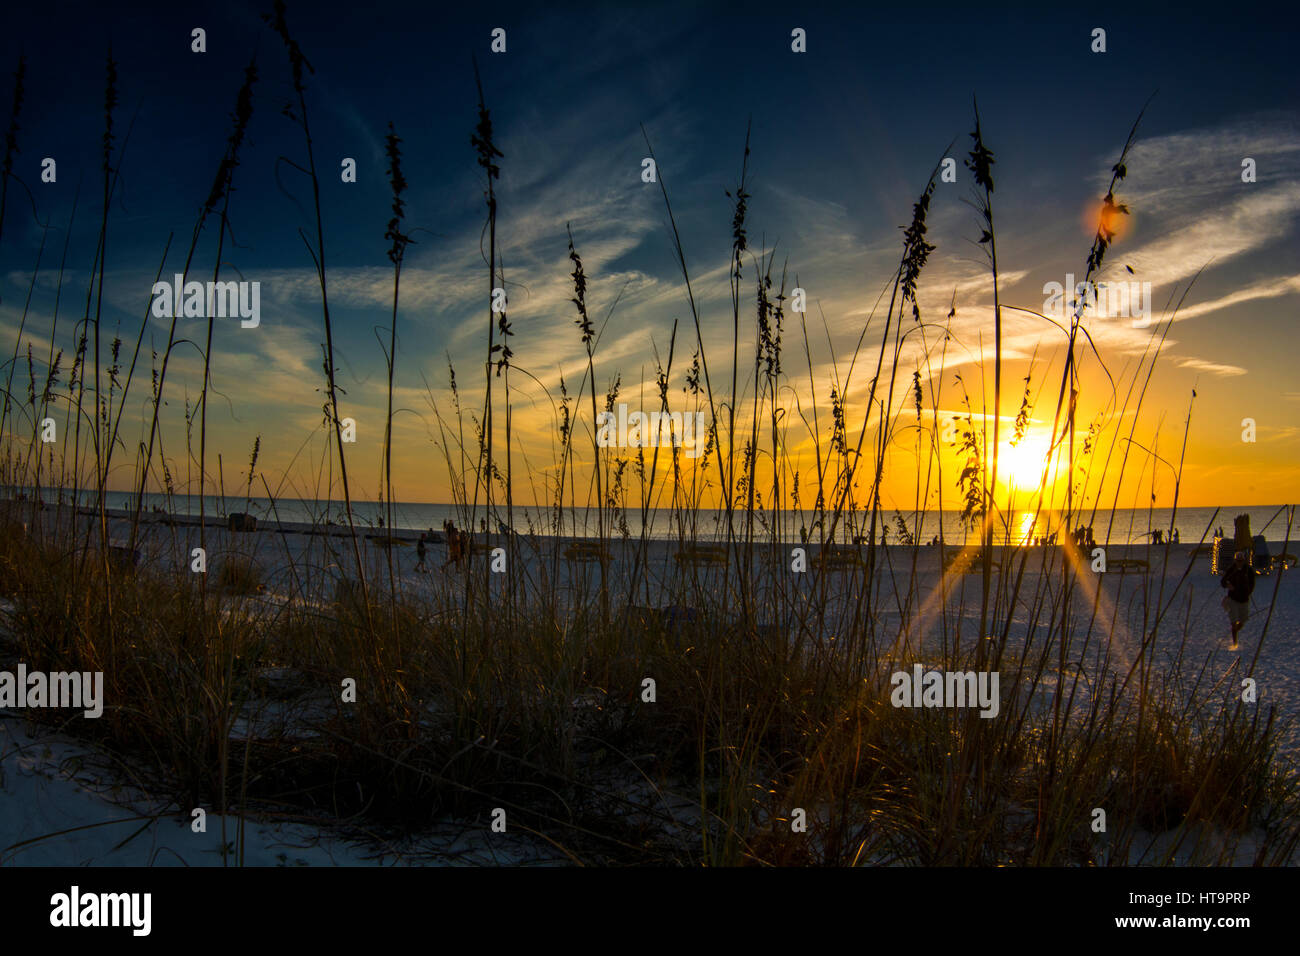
<box><xmin>415</xmin><ymin>532</ymin><xmax>427</xmax><ymax>571</ymax></box>
<box><xmin>442</xmin><ymin>519</ymin><xmax>464</xmax><ymax>570</ymax></box>
<box><xmin>1220</xmin><ymin>551</ymin><xmax>1256</xmax><ymax>649</ymax></box>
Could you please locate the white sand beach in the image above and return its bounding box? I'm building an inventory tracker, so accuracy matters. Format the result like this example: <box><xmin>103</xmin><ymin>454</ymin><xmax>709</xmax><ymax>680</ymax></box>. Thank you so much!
<box><xmin>3</xmin><ymin>501</ymin><xmax>1297</xmax><ymax>864</ymax></box>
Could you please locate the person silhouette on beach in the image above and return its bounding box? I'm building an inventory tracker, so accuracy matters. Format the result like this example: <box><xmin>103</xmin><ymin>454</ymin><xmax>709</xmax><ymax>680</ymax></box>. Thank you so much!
<box><xmin>415</xmin><ymin>532</ymin><xmax>427</xmax><ymax>571</ymax></box>
<box><xmin>442</xmin><ymin>519</ymin><xmax>464</xmax><ymax>570</ymax></box>
<box><xmin>1220</xmin><ymin>551</ymin><xmax>1256</xmax><ymax>650</ymax></box>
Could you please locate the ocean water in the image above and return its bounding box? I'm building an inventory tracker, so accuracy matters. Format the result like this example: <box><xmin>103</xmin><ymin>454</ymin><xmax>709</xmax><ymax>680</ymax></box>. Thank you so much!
<box><xmin>20</xmin><ymin>489</ymin><xmax>1296</xmax><ymax>546</ymax></box>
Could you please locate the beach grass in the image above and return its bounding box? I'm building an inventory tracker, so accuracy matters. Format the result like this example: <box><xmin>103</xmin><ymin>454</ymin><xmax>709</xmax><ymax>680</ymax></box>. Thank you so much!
<box><xmin>0</xmin><ymin>2</ymin><xmax>1297</xmax><ymax>866</ymax></box>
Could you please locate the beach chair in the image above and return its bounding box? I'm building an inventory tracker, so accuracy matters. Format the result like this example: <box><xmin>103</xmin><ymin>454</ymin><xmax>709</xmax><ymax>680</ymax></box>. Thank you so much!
<box><xmin>674</xmin><ymin>544</ymin><xmax>728</xmax><ymax>568</ymax></box>
<box><xmin>943</xmin><ymin>549</ymin><xmax>1000</xmax><ymax>574</ymax></box>
<box><xmin>1110</xmin><ymin>558</ymin><xmax>1148</xmax><ymax>571</ymax></box>
<box><xmin>563</xmin><ymin>541</ymin><xmax>610</xmax><ymax>563</ymax></box>
<box><xmin>816</xmin><ymin>544</ymin><xmax>863</xmax><ymax>570</ymax></box>
<box><xmin>228</xmin><ymin>512</ymin><xmax>258</xmax><ymax>532</ymax></box>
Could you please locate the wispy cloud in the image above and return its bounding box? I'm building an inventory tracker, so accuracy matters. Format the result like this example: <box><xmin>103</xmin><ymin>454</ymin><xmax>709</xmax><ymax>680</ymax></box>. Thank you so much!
<box><xmin>1120</xmin><ymin>183</ymin><xmax>1300</xmax><ymax>290</ymax></box>
<box><xmin>1176</xmin><ymin>358</ymin><xmax>1247</xmax><ymax>377</ymax></box>
<box><xmin>1094</xmin><ymin>117</ymin><xmax>1300</xmax><ymax>295</ymax></box>
<box><xmin>1162</xmin><ymin>273</ymin><xmax>1300</xmax><ymax>322</ymax></box>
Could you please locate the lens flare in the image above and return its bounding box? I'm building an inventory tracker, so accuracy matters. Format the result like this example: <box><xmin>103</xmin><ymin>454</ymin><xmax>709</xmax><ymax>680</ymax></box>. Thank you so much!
<box><xmin>1082</xmin><ymin>198</ymin><xmax>1132</xmax><ymax>243</ymax></box>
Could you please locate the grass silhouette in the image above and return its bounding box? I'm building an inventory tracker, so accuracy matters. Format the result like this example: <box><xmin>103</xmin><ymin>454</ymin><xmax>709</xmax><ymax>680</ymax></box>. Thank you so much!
<box><xmin>0</xmin><ymin>4</ymin><xmax>1296</xmax><ymax>866</ymax></box>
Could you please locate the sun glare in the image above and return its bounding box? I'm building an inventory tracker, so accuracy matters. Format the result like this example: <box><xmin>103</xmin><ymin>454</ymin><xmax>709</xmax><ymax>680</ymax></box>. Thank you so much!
<box><xmin>1082</xmin><ymin>198</ymin><xmax>1132</xmax><ymax>243</ymax></box>
<box><xmin>999</xmin><ymin>434</ymin><xmax>1053</xmax><ymax>492</ymax></box>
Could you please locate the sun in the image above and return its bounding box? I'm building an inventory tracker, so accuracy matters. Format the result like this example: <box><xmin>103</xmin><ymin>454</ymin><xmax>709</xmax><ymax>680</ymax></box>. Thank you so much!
<box><xmin>998</xmin><ymin>434</ymin><xmax>1053</xmax><ymax>492</ymax></box>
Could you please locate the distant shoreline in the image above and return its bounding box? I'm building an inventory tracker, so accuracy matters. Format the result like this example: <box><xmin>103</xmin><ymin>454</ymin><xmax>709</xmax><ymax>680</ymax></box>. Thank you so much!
<box><xmin>3</xmin><ymin>497</ymin><xmax>1294</xmax><ymax>554</ymax></box>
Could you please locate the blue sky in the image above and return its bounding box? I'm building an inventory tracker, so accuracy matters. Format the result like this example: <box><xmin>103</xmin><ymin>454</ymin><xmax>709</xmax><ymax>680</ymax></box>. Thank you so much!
<box><xmin>1</xmin><ymin>0</ymin><xmax>1298</xmax><ymax>508</ymax></box>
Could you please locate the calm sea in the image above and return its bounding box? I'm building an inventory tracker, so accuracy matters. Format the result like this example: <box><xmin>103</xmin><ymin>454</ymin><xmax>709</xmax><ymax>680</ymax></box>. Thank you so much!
<box><xmin>22</xmin><ymin>489</ymin><xmax>1295</xmax><ymax>546</ymax></box>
